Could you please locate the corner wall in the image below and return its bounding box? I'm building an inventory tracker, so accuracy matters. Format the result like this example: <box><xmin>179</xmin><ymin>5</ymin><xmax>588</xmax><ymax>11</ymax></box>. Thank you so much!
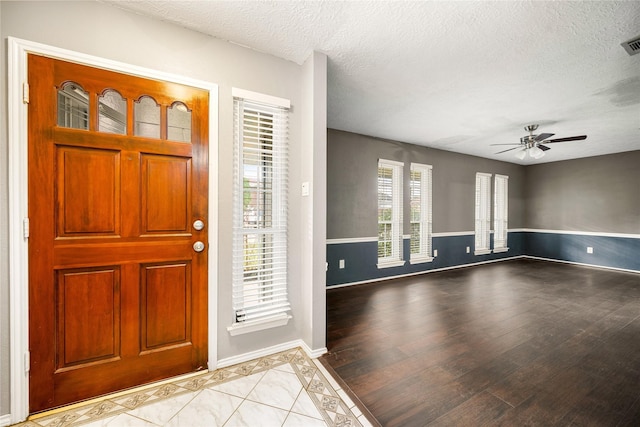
<box><xmin>300</xmin><ymin>52</ymin><xmax>328</xmax><ymax>353</ymax></box>
<box><xmin>524</xmin><ymin>151</ymin><xmax>640</xmax><ymax>272</ymax></box>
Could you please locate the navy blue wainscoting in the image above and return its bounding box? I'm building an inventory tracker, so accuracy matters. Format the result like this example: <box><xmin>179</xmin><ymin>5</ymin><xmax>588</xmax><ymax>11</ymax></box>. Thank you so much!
<box><xmin>525</xmin><ymin>232</ymin><xmax>640</xmax><ymax>272</ymax></box>
<box><xmin>326</xmin><ymin>232</ymin><xmax>526</xmax><ymax>287</ymax></box>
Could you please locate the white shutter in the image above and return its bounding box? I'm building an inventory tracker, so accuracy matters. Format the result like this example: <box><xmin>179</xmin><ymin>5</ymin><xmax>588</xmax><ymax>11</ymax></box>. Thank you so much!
<box><xmin>494</xmin><ymin>174</ymin><xmax>509</xmax><ymax>251</ymax></box>
<box><xmin>410</xmin><ymin>163</ymin><xmax>433</xmax><ymax>263</ymax></box>
<box><xmin>232</xmin><ymin>95</ymin><xmax>290</xmax><ymax>325</ymax></box>
<box><xmin>475</xmin><ymin>173</ymin><xmax>492</xmax><ymax>254</ymax></box>
<box><xmin>378</xmin><ymin>159</ymin><xmax>404</xmax><ymax>267</ymax></box>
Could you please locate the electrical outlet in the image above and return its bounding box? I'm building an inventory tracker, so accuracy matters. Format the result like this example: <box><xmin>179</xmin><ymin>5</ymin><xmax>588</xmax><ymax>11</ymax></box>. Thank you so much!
<box><xmin>433</xmin><ymin>249</ymin><xmax>438</xmax><ymax>257</ymax></box>
<box><xmin>587</xmin><ymin>247</ymin><xmax>594</xmax><ymax>254</ymax></box>
<box><xmin>339</xmin><ymin>259</ymin><xmax>345</xmax><ymax>269</ymax></box>
<box><xmin>466</xmin><ymin>246</ymin><xmax>470</xmax><ymax>253</ymax></box>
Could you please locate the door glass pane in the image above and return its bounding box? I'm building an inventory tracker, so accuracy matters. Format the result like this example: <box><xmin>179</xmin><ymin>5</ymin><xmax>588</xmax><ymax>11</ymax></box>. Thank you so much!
<box><xmin>57</xmin><ymin>82</ymin><xmax>89</xmax><ymax>130</ymax></box>
<box><xmin>167</xmin><ymin>102</ymin><xmax>191</xmax><ymax>142</ymax></box>
<box><xmin>134</xmin><ymin>96</ymin><xmax>160</xmax><ymax>139</ymax></box>
<box><xmin>98</xmin><ymin>89</ymin><xmax>126</xmax><ymax>135</ymax></box>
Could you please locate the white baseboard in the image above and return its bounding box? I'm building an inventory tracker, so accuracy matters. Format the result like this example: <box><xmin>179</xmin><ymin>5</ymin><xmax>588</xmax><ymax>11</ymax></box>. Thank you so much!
<box><xmin>299</xmin><ymin>340</ymin><xmax>328</xmax><ymax>359</ymax></box>
<box><xmin>0</xmin><ymin>414</ymin><xmax>11</xmax><ymax>427</ymax></box>
<box><xmin>523</xmin><ymin>256</ymin><xmax>640</xmax><ymax>274</ymax></box>
<box><xmin>214</xmin><ymin>339</ymin><xmax>328</xmax><ymax>370</ymax></box>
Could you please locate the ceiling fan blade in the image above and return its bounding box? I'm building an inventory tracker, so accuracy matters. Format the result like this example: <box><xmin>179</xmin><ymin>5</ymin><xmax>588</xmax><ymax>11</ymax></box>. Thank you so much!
<box><xmin>534</xmin><ymin>133</ymin><xmax>555</xmax><ymax>142</ymax></box>
<box><xmin>490</xmin><ymin>143</ymin><xmax>521</xmax><ymax>146</ymax></box>
<box><xmin>538</xmin><ymin>144</ymin><xmax>551</xmax><ymax>151</ymax></box>
<box><xmin>545</xmin><ymin>135</ymin><xmax>587</xmax><ymax>143</ymax></box>
<box><xmin>495</xmin><ymin>147</ymin><xmax>521</xmax><ymax>154</ymax></box>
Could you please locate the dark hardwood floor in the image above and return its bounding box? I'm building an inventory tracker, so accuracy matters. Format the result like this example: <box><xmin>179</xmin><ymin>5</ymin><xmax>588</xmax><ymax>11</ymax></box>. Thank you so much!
<box><xmin>320</xmin><ymin>259</ymin><xmax>640</xmax><ymax>426</ymax></box>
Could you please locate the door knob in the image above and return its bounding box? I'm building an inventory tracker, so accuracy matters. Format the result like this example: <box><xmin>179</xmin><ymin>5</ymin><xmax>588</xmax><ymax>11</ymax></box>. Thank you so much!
<box><xmin>193</xmin><ymin>241</ymin><xmax>205</xmax><ymax>252</ymax></box>
<box><xmin>193</xmin><ymin>219</ymin><xmax>205</xmax><ymax>231</ymax></box>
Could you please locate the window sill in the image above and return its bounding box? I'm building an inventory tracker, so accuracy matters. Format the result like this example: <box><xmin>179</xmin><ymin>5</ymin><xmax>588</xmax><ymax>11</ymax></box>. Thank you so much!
<box><xmin>377</xmin><ymin>260</ymin><xmax>406</xmax><ymax>269</ymax></box>
<box><xmin>493</xmin><ymin>247</ymin><xmax>509</xmax><ymax>253</ymax></box>
<box><xmin>474</xmin><ymin>249</ymin><xmax>492</xmax><ymax>256</ymax></box>
<box><xmin>410</xmin><ymin>256</ymin><xmax>433</xmax><ymax>265</ymax></box>
<box><xmin>227</xmin><ymin>313</ymin><xmax>292</xmax><ymax>337</ymax></box>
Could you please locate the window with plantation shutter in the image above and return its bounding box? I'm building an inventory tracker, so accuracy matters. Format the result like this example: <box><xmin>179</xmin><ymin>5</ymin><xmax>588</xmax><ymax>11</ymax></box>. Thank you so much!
<box><xmin>229</xmin><ymin>88</ymin><xmax>291</xmax><ymax>335</ymax></box>
<box><xmin>475</xmin><ymin>172</ymin><xmax>492</xmax><ymax>255</ymax></box>
<box><xmin>410</xmin><ymin>163</ymin><xmax>433</xmax><ymax>263</ymax></box>
<box><xmin>378</xmin><ymin>159</ymin><xmax>405</xmax><ymax>268</ymax></box>
<box><xmin>493</xmin><ymin>174</ymin><xmax>509</xmax><ymax>252</ymax></box>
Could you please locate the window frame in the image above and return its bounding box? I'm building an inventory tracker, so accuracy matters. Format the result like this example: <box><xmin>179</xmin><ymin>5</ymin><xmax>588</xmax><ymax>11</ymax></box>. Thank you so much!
<box><xmin>474</xmin><ymin>172</ymin><xmax>492</xmax><ymax>255</ymax></box>
<box><xmin>228</xmin><ymin>88</ymin><xmax>292</xmax><ymax>336</ymax></box>
<box><xmin>493</xmin><ymin>174</ymin><xmax>509</xmax><ymax>253</ymax></box>
<box><xmin>409</xmin><ymin>163</ymin><xmax>433</xmax><ymax>264</ymax></box>
<box><xmin>377</xmin><ymin>159</ymin><xmax>405</xmax><ymax>269</ymax></box>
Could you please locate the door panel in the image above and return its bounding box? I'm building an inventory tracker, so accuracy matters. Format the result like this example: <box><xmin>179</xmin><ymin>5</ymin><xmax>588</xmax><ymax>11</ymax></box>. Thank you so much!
<box><xmin>56</xmin><ymin>268</ymin><xmax>121</xmax><ymax>370</ymax></box>
<box><xmin>56</xmin><ymin>147</ymin><xmax>120</xmax><ymax>236</ymax></box>
<box><xmin>142</xmin><ymin>155</ymin><xmax>191</xmax><ymax>233</ymax></box>
<box><xmin>141</xmin><ymin>262</ymin><xmax>191</xmax><ymax>350</ymax></box>
<box><xmin>28</xmin><ymin>54</ymin><xmax>209</xmax><ymax>412</ymax></box>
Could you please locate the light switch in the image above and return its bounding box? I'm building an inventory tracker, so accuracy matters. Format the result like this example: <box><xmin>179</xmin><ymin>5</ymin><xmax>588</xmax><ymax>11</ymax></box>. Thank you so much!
<box><xmin>587</xmin><ymin>247</ymin><xmax>594</xmax><ymax>254</ymax></box>
<box><xmin>339</xmin><ymin>259</ymin><xmax>345</xmax><ymax>269</ymax></box>
<box><xmin>433</xmin><ymin>249</ymin><xmax>438</xmax><ymax>257</ymax></box>
<box><xmin>301</xmin><ymin>182</ymin><xmax>310</xmax><ymax>197</ymax></box>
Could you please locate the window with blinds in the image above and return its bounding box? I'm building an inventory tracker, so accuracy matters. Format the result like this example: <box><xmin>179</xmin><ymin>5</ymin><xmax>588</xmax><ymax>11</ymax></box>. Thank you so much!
<box><xmin>378</xmin><ymin>159</ymin><xmax>405</xmax><ymax>268</ymax></box>
<box><xmin>410</xmin><ymin>163</ymin><xmax>433</xmax><ymax>263</ymax></box>
<box><xmin>230</xmin><ymin>89</ymin><xmax>291</xmax><ymax>334</ymax></box>
<box><xmin>474</xmin><ymin>172</ymin><xmax>492</xmax><ymax>255</ymax></box>
<box><xmin>493</xmin><ymin>174</ymin><xmax>509</xmax><ymax>252</ymax></box>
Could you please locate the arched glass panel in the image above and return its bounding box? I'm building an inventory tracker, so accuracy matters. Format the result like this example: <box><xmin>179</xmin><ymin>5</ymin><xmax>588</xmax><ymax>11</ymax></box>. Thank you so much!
<box><xmin>167</xmin><ymin>102</ymin><xmax>192</xmax><ymax>142</ymax></box>
<box><xmin>98</xmin><ymin>89</ymin><xmax>127</xmax><ymax>135</ymax></box>
<box><xmin>134</xmin><ymin>96</ymin><xmax>160</xmax><ymax>139</ymax></box>
<box><xmin>57</xmin><ymin>82</ymin><xmax>89</xmax><ymax>130</ymax></box>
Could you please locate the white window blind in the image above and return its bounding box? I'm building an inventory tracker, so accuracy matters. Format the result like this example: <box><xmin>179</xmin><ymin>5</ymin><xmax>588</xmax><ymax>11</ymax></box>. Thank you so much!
<box><xmin>410</xmin><ymin>163</ymin><xmax>433</xmax><ymax>263</ymax></box>
<box><xmin>231</xmin><ymin>93</ymin><xmax>290</xmax><ymax>328</ymax></box>
<box><xmin>494</xmin><ymin>174</ymin><xmax>509</xmax><ymax>251</ymax></box>
<box><xmin>475</xmin><ymin>172</ymin><xmax>492</xmax><ymax>255</ymax></box>
<box><xmin>378</xmin><ymin>159</ymin><xmax>404</xmax><ymax>268</ymax></box>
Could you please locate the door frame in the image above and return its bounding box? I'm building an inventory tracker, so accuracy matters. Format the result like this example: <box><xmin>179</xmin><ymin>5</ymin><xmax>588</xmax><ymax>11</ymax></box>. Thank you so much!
<box><xmin>7</xmin><ymin>37</ymin><xmax>219</xmax><ymax>423</ymax></box>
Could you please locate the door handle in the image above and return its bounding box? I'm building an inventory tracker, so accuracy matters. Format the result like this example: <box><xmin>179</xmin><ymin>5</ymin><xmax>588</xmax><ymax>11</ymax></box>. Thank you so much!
<box><xmin>193</xmin><ymin>219</ymin><xmax>205</xmax><ymax>231</ymax></box>
<box><xmin>193</xmin><ymin>241</ymin><xmax>205</xmax><ymax>252</ymax></box>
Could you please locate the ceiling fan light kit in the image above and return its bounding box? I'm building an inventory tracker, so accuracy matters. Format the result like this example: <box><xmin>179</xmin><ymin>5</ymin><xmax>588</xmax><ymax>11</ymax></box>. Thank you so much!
<box><xmin>529</xmin><ymin>145</ymin><xmax>545</xmax><ymax>159</ymax></box>
<box><xmin>491</xmin><ymin>124</ymin><xmax>587</xmax><ymax>161</ymax></box>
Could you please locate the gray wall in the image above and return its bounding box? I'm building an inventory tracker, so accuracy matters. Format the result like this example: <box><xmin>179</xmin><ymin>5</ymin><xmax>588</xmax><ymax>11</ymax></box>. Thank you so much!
<box><xmin>327</xmin><ymin>129</ymin><xmax>526</xmax><ymax>239</ymax></box>
<box><xmin>525</xmin><ymin>151</ymin><xmax>640</xmax><ymax>233</ymax></box>
<box><xmin>1</xmin><ymin>1</ymin><xmax>326</xmax><ymax>418</ymax></box>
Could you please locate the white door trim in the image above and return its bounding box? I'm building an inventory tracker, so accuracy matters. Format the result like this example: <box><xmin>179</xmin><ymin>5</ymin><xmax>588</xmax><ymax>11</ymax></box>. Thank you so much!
<box><xmin>7</xmin><ymin>37</ymin><xmax>219</xmax><ymax>424</ymax></box>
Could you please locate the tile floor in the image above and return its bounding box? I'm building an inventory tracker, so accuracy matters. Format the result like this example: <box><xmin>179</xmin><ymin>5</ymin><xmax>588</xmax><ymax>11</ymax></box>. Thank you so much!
<box><xmin>15</xmin><ymin>348</ymin><xmax>372</xmax><ymax>427</ymax></box>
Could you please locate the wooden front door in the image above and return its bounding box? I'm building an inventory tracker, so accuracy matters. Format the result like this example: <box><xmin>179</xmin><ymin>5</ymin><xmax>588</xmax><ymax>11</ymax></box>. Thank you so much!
<box><xmin>28</xmin><ymin>54</ymin><xmax>209</xmax><ymax>413</ymax></box>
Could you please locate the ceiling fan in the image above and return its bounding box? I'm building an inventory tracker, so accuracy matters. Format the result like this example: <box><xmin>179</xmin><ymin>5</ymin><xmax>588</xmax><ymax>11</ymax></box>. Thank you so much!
<box><xmin>492</xmin><ymin>124</ymin><xmax>587</xmax><ymax>160</ymax></box>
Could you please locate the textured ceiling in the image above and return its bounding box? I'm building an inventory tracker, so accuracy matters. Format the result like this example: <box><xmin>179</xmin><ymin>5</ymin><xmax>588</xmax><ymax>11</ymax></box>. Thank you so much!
<box><xmin>102</xmin><ymin>0</ymin><xmax>640</xmax><ymax>164</ymax></box>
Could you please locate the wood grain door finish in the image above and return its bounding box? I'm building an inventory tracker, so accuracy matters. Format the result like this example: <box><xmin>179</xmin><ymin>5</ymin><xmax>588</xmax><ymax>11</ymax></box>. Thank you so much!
<box><xmin>28</xmin><ymin>54</ymin><xmax>209</xmax><ymax>413</ymax></box>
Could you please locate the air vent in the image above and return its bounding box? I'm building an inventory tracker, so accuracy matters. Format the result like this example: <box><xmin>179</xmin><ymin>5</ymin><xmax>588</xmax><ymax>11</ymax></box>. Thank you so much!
<box><xmin>621</xmin><ymin>36</ymin><xmax>640</xmax><ymax>56</ymax></box>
